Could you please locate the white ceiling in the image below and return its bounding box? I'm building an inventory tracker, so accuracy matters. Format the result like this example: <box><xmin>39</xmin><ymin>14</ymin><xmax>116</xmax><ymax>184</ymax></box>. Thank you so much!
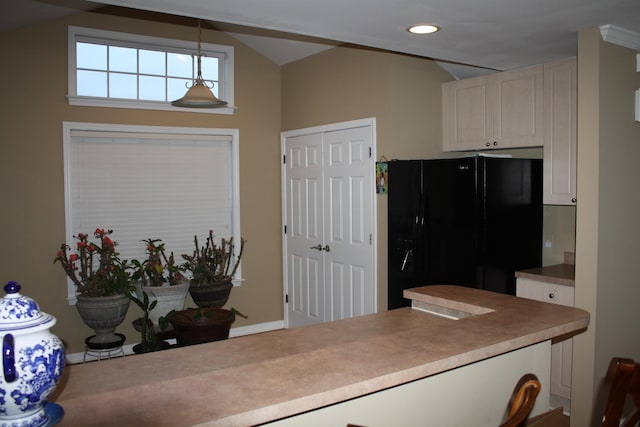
<box><xmin>3</xmin><ymin>0</ymin><xmax>640</xmax><ymax>79</ymax></box>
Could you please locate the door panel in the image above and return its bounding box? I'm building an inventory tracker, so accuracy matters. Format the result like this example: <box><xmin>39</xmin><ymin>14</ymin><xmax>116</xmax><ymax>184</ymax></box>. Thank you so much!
<box><xmin>323</xmin><ymin>126</ymin><xmax>374</xmax><ymax>322</ymax></box>
<box><xmin>284</xmin><ymin>121</ymin><xmax>375</xmax><ymax>328</ymax></box>
<box><xmin>285</xmin><ymin>133</ymin><xmax>326</xmax><ymax>327</ymax></box>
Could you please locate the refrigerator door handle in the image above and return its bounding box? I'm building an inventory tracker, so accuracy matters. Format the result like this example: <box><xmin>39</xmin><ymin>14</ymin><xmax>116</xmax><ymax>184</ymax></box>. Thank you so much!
<box><xmin>400</xmin><ymin>249</ymin><xmax>412</xmax><ymax>271</ymax></box>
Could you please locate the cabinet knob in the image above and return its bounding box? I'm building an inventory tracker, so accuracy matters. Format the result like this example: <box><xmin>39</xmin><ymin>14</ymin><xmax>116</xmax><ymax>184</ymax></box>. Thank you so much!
<box><xmin>485</xmin><ymin>142</ymin><xmax>491</xmax><ymax>147</ymax></box>
<box><xmin>493</xmin><ymin>141</ymin><xmax>498</xmax><ymax>146</ymax></box>
<box><xmin>548</xmin><ymin>293</ymin><xmax>555</xmax><ymax>299</ymax></box>
<box><xmin>571</xmin><ymin>198</ymin><xmax>577</xmax><ymax>203</ymax></box>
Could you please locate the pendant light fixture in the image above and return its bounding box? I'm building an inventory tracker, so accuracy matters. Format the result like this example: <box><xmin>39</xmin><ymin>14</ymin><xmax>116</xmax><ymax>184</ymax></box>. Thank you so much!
<box><xmin>171</xmin><ymin>20</ymin><xmax>227</xmax><ymax>108</ymax></box>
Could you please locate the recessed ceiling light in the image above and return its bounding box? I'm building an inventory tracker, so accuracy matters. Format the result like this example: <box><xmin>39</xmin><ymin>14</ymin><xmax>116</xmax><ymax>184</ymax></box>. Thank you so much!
<box><xmin>408</xmin><ymin>24</ymin><xmax>440</xmax><ymax>35</ymax></box>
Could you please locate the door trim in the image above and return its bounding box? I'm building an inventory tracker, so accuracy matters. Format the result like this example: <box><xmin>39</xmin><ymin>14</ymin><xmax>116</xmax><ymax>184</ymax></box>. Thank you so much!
<box><xmin>281</xmin><ymin>117</ymin><xmax>377</xmax><ymax>328</ymax></box>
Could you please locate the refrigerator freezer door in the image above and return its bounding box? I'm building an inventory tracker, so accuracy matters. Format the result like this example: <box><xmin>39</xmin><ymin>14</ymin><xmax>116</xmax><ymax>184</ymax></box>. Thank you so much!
<box><xmin>387</xmin><ymin>161</ymin><xmax>423</xmax><ymax>309</ymax></box>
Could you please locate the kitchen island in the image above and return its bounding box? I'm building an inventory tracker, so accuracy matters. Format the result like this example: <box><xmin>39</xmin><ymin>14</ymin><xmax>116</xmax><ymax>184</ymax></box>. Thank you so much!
<box><xmin>51</xmin><ymin>285</ymin><xmax>589</xmax><ymax>426</ymax></box>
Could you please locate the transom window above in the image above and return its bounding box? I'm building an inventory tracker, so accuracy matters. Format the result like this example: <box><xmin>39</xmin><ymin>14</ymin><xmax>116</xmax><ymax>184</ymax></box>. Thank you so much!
<box><xmin>68</xmin><ymin>26</ymin><xmax>234</xmax><ymax>114</ymax></box>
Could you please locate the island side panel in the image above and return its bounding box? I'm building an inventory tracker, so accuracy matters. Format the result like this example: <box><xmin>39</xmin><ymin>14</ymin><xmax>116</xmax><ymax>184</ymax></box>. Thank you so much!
<box><xmin>259</xmin><ymin>341</ymin><xmax>551</xmax><ymax>427</ymax></box>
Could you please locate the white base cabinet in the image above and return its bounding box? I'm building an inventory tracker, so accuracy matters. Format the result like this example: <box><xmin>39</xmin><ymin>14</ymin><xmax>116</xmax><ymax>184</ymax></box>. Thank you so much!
<box><xmin>516</xmin><ymin>278</ymin><xmax>574</xmax><ymax>401</ymax></box>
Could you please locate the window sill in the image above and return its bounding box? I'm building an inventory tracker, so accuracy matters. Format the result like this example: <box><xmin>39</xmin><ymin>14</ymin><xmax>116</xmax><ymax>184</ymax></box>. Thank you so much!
<box><xmin>67</xmin><ymin>96</ymin><xmax>236</xmax><ymax>115</ymax></box>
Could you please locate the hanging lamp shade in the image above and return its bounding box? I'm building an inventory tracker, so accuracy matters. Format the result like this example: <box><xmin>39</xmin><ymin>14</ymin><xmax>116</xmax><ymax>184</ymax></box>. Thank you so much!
<box><xmin>171</xmin><ymin>21</ymin><xmax>227</xmax><ymax>108</ymax></box>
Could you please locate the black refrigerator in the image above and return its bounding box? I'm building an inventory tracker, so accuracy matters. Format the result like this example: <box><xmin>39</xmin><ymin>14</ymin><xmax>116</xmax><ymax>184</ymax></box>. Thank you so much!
<box><xmin>387</xmin><ymin>156</ymin><xmax>543</xmax><ymax>309</ymax></box>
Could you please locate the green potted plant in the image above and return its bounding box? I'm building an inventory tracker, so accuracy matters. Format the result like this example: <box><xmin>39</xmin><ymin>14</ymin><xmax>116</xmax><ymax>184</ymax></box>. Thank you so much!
<box><xmin>170</xmin><ymin>230</ymin><xmax>246</xmax><ymax>347</ymax></box>
<box><xmin>54</xmin><ymin>228</ymin><xmax>132</xmax><ymax>348</ymax></box>
<box><xmin>130</xmin><ymin>238</ymin><xmax>190</xmax><ymax>328</ymax></box>
<box><xmin>181</xmin><ymin>230</ymin><xmax>244</xmax><ymax>308</ymax></box>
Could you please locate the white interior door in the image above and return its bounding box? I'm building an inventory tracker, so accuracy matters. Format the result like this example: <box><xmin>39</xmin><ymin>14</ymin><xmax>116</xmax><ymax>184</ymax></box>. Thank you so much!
<box><xmin>323</xmin><ymin>127</ymin><xmax>375</xmax><ymax>321</ymax></box>
<box><xmin>283</xmin><ymin>132</ymin><xmax>326</xmax><ymax>328</ymax></box>
<box><xmin>282</xmin><ymin>119</ymin><xmax>376</xmax><ymax>328</ymax></box>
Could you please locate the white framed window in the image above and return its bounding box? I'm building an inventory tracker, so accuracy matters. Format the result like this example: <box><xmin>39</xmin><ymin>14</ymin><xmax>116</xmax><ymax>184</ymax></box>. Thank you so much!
<box><xmin>67</xmin><ymin>26</ymin><xmax>235</xmax><ymax>114</ymax></box>
<box><xmin>62</xmin><ymin>122</ymin><xmax>242</xmax><ymax>303</ymax></box>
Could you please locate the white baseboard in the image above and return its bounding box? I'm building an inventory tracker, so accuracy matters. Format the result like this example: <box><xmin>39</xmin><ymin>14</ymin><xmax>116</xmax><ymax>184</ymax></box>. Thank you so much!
<box><xmin>66</xmin><ymin>319</ymin><xmax>285</xmax><ymax>365</ymax></box>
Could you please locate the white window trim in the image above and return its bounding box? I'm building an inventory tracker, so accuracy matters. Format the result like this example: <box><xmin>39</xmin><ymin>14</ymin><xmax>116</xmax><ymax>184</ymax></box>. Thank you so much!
<box><xmin>62</xmin><ymin>122</ymin><xmax>242</xmax><ymax>304</ymax></box>
<box><xmin>67</xmin><ymin>26</ymin><xmax>235</xmax><ymax>114</ymax></box>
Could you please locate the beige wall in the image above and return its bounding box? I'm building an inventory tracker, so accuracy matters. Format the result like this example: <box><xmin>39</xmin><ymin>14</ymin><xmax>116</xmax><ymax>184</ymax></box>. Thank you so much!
<box><xmin>282</xmin><ymin>46</ymin><xmax>453</xmax><ymax>312</ymax></box>
<box><xmin>572</xmin><ymin>28</ymin><xmax>640</xmax><ymax>426</ymax></box>
<box><xmin>0</xmin><ymin>11</ymin><xmax>283</xmax><ymax>353</ymax></box>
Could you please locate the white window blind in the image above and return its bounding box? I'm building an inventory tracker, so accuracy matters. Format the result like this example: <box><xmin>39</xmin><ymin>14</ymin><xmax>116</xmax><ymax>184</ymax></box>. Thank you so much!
<box><xmin>62</xmin><ymin>123</ymin><xmax>241</xmax><ymax>302</ymax></box>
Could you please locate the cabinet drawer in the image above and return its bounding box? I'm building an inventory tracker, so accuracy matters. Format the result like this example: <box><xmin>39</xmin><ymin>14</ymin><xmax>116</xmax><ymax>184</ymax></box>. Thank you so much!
<box><xmin>516</xmin><ymin>278</ymin><xmax>574</xmax><ymax>307</ymax></box>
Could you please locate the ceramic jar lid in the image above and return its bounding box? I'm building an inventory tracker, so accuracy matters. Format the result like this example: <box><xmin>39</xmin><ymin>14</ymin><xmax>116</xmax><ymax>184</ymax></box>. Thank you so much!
<box><xmin>0</xmin><ymin>281</ymin><xmax>53</xmax><ymax>331</ymax></box>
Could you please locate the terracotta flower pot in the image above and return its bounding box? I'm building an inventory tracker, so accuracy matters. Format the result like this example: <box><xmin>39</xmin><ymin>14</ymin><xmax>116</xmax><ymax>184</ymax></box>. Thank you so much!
<box><xmin>169</xmin><ymin>307</ymin><xmax>235</xmax><ymax>347</ymax></box>
<box><xmin>188</xmin><ymin>279</ymin><xmax>233</xmax><ymax>308</ymax></box>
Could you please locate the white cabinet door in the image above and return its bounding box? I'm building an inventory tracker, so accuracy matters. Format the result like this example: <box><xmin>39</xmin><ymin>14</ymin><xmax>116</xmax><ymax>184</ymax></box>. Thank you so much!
<box><xmin>442</xmin><ymin>75</ymin><xmax>493</xmax><ymax>151</ymax></box>
<box><xmin>443</xmin><ymin>64</ymin><xmax>543</xmax><ymax>151</ymax></box>
<box><xmin>543</xmin><ymin>58</ymin><xmax>577</xmax><ymax>205</ymax></box>
<box><xmin>516</xmin><ymin>278</ymin><xmax>574</xmax><ymax>399</ymax></box>
<box><xmin>493</xmin><ymin>64</ymin><xmax>544</xmax><ymax>149</ymax></box>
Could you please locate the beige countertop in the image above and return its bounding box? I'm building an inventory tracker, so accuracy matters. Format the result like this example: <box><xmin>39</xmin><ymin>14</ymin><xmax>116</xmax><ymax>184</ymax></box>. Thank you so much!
<box><xmin>515</xmin><ymin>263</ymin><xmax>576</xmax><ymax>287</ymax></box>
<box><xmin>51</xmin><ymin>285</ymin><xmax>589</xmax><ymax>426</ymax></box>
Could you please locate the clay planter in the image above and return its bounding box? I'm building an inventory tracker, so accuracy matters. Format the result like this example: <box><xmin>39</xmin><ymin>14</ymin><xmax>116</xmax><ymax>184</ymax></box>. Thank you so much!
<box><xmin>169</xmin><ymin>307</ymin><xmax>235</xmax><ymax>347</ymax></box>
<box><xmin>188</xmin><ymin>279</ymin><xmax>233</xmax><ymax>308</ymax></box>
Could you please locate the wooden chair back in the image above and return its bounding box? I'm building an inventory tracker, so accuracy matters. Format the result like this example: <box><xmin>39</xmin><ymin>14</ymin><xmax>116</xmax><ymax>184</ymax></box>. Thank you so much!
<box><xmin>601</xmin><ymin>357</ymin><xmax>640</xmax><ymax>427</ymax></box>
<box><xmin>500</xmin><ymin>373</ymin><xmax>541</xmax><ymax>427</ymax></box>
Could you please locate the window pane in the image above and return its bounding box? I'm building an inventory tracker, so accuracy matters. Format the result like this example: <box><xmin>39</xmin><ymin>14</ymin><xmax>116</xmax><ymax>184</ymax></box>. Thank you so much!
<box><xmin>139</xmin><ymin>49</ymin><xmax>165</xmax><ymax>75</ymax></box>
<box><xmin>168</xmin><ymin>53</ymin><xmax>192</xmax><ymax>78</ymax></box>
<box><xmin>77</xmin><ymin>42</ymin><xmax>107</xmax><ymax>70</ymax></box>
<box><xmin>168</xmin><ymin>77</ymin><xmax>191</xmax><ymax>101</ymax></box>
<box><xmin>109</xmin><ymin>46</ymin><xmax>137</xmax><ymax>73</ymax></box>
<box><xmin>200</xmin><ymin>57</ymin><xmax>219</xmax><ymax>81</ymax></box>
<box><xmin>109</xmin><ymin>73</ymin><xmax>137</xmax><ymax>99</ymax></box>
<box><xmin>140</xmin><ymin>76</ymin><xmax>166</xmax><ymax>101</ymax></box>
<box><xmin>77</xmin><ymin>70</ymin><xmax>107</xmax><ymax>97</ymax></box>
<box><xmin>70</xmin><ymin>28</ymin><xmax>233</xmax><ymax>108</ymax></box>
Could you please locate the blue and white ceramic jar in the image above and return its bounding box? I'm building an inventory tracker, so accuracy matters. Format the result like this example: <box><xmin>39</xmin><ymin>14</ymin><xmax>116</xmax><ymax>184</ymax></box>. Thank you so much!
<box><xmin>0</xmin><ymin>281</ymin><xmax>65</xmax><ymax>427</ymax></box>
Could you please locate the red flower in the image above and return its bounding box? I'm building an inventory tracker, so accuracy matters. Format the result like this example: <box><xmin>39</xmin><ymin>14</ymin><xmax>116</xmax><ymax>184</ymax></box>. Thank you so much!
<box><xmin>95</xmin><ymin>228</ymin><xmax>105</xmax><ymax>236</ymax></box>
<box><xmin>69</xmin><ymin>254</ymin><xmax>79</xmax><ymax>262</ymax></box>
<box><xmin>103</xmin><ymin>236</ymin><xmax>114</xmax><ymax>248</ymax></box>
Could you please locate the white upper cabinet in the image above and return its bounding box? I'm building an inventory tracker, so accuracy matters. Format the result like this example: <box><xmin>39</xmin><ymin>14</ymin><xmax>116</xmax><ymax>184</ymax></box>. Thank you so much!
<box><xmin>443</xmin><ymin>64</ymin><xmax>544</xmax><ymax>151</ymax></box>
<box><xmin>543</xmin><ymin>58</ymin><xmax>577</xmax><ymax>205</ymax></box>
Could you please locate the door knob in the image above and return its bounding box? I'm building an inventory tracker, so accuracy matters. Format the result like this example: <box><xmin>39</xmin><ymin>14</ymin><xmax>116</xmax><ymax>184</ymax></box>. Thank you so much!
<box><xmin>310</xmin><ymin>244</ymin><xmax>323</xmax><ymax>251</ymax></box>
<box><xmin>322</xmin><ymin>245</ymin><xmax>330</xmax><ymax>252</ymax></box>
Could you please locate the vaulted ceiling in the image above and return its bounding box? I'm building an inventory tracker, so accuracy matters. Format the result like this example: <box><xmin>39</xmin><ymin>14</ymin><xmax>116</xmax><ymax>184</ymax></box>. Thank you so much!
<box><xmin>3</xmin><ymin>0</ymin><xmax>640</xmax><ymax>79</ymax></box>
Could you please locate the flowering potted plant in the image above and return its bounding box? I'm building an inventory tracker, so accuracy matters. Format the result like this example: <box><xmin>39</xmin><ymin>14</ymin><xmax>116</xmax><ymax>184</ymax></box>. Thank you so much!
<box><xmin>54</xmin><ymin>228</ymin><xmax>132</xmax><ymax>347</ymax></box>
<box><xmin>130</xmin><ymin>238</ymin><xmax>189</xmax><ymax>328</ymax></box>
<box><xmin>181</xmin><ymin>230</ymin><xmax>244</xmax><ymax>308</ymax></box>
